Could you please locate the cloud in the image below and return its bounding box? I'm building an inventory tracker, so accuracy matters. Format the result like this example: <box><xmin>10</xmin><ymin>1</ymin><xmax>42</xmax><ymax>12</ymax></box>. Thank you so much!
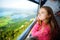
<box><xmin>0</xmin><ymin>0</ymin><xmax>38</xmax><ymax>9</ymax></box>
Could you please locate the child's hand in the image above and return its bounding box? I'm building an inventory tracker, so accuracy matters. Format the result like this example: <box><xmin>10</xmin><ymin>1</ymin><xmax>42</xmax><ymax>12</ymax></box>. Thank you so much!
<box><xmin>36</xmin><ymin>16</ymin><xmax>40</xmax><ymax>21</ymax></box>
<box><xmin>36</xmin><ymin>16</ymin><xmax>41</xmax><ymax>24</ymax></box>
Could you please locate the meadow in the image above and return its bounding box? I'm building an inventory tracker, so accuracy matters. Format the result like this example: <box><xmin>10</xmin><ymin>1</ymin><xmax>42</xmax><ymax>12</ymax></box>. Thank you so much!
<box><xmin>0</xmin><ymin>16</ymin><xmax>34</xmax><ymax>40</ymax></box>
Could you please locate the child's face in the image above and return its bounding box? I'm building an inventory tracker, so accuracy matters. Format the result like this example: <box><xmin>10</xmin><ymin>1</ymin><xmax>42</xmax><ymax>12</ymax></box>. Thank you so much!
<box><xmin>38</xmin><ymin>8</ymin><xmax>49</xmax><ymax>21</ymax></box>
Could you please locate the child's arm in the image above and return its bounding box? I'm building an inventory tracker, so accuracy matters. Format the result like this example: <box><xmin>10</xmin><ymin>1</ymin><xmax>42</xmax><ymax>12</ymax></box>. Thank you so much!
<box><xmin>31</xmin><ymin>22</ymin><xmax>40</xmax><ymax>36</ymax></box>
<box><xmin>32</xmin><ymin>26</ymin><xmax>51</xmax><ymax>37</ymax></box>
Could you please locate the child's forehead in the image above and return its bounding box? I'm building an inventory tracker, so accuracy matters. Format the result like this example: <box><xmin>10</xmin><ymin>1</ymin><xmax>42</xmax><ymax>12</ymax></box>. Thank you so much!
<box><xmin>39</xmin><ymin>8</ymin><xmax>46</xmax><ymax>10</ymax></box>
<box><xmin>39</xmin><ymin>8</ymin><xmax>47</xmax><ymax>12</ymax></box>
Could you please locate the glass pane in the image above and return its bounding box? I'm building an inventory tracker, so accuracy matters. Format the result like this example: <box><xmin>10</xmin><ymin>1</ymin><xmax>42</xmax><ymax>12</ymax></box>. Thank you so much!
<box><xmin>0</xmin><ymin>0</ymin><xmax>38</xmax><ymax>40</ymax></box>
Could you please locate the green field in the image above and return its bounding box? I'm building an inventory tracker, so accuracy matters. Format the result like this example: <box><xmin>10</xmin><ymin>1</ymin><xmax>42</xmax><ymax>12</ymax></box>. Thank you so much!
<box><xmin>0</xmin><ymin>16</ymin><xmax>34</xmax><ymax>40</ymax></box>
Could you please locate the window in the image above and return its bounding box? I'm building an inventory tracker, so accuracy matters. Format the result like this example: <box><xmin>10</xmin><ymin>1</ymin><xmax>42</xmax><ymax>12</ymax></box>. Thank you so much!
<box><xmin>0</xmin><ymin>0</ymin><xmax>38</xmax><ymax>40</ymax></box>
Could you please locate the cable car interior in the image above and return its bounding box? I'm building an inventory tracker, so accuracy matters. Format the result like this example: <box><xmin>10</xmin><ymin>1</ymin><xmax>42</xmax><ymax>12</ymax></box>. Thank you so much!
<box><xmin>0</xmin><ymin>0</ymin><xmax>60</xmax><ymax>40</ymax></box>
<box><xmin>18</xmin><ymin>0</ymin><xmax>60</xmax><ymax>40</ymax></box>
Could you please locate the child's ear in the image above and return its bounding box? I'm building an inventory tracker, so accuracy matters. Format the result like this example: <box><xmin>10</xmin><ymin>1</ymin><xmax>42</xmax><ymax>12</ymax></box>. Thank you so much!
<box><xmin>49</xmin><ymin>15</ymin><xmax>51</xmax><ymax>17</ymax></box>
<box><xmin>48</xmin><ymin>15</ymin><xmax>51</xmax><ymax>18</ymax></box>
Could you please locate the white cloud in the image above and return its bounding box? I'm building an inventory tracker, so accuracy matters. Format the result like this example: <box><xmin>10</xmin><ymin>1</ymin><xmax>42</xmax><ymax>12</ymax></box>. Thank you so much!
<box><xmin>1</xmin><ymin>0</ymin><xmax>38</xmax><ymax>9</ymax></box>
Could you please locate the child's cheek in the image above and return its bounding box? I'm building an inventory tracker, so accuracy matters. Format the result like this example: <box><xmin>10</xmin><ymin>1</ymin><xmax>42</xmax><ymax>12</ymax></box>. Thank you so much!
<box><xmin>38</xmin><ymin>14</ymin><xmax>47</xmax><ymax>20</ymax></box>
<box><xmin>41</xmin><ymin>14</ymin><xmax>47</xmax><ymax>18</ymax></box>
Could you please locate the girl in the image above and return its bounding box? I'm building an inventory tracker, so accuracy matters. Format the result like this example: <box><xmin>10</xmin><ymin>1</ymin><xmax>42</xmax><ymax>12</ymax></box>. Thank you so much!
<box><xmin>31</xmin><ymin>6</ymin><xmax>60</xmax><ymax>40</ymax></box>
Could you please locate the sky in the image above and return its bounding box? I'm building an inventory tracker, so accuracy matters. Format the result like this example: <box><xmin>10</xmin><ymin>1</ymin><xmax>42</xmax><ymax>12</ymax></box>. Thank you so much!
<box><xmin>0</xmin><ymin>0</ymin><xmax>38</xmax><ymax>9</ymax></box>
<box><xmin>0</xmin><ymin>0</ymin><xmax>38</xmax><ymax>17</ymax></box>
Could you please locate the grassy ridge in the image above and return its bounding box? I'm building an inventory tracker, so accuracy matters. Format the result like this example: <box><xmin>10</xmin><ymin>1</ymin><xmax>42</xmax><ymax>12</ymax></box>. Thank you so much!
<box><xmin>0</xmin><ymin>16</ymin><xmax>34</xmax><ymax>40</ymax></box>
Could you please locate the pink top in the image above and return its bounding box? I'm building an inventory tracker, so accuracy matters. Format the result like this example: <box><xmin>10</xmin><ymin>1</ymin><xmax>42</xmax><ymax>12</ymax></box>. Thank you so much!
<box><xmin>31</xmin><ymin>22</ymin><xmax>51</xmax><ymax>40</ymax></box>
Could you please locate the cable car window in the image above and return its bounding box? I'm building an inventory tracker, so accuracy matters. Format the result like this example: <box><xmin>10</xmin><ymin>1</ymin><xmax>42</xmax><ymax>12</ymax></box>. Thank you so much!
<box><xmin>0</xmin><ymin>0</ymin><xmax>39</xmax><ymax>40</ymax></box>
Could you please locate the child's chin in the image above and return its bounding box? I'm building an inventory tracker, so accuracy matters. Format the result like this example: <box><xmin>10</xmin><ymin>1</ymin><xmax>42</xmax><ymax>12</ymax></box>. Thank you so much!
<box><xmin>39</xmin><ymin>18</ymin><xmax>43</xmax><ymax>20</ymax></box>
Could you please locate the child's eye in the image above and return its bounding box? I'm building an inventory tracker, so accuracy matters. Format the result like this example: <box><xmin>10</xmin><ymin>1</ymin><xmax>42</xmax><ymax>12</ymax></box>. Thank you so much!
<box><xmin>42</xmin><ymin>12</ymin><xmax>45</xmax><ymax>14</ymax></box>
